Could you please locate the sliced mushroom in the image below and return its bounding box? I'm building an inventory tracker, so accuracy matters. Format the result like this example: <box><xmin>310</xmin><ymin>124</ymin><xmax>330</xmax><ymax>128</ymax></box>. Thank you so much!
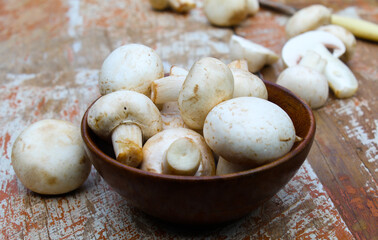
<box><xmin>11</xmin><ymin>119</ymin><xmax>91</xmax><ymax>195</ymax></box>
<box><xmin>285</xmin><ymin>4</ymin><xmax>332</xmax><ymax>38</ymax></box>
<box><xmin>317</xmin><ymin>24</ymin><xmax>356</xmax><ymax>62</ymax></box>
<box><xmin>281</xmin><ymin>31</ymin><xmax>346</xmax><ymax>67</ymax></box>
<box><xmin>203</xmin><ymin>97</ymin><xmax>296</xmax><ymax>166</ymax></box>
<box><xmin>203</xmin><ymin>0</ymin><xmax>248</xmax><ymax>27</ymax></box>
<box><xmin>277</xmin><ymin>51</ymin><xmax>329</xmax><ymax>109</ymax></box>
<box><xmin>87</xmin><ymin>90</ymin><xmax>162</xmax><ymax>167</ymax></box>
<box><xmin>178</xmin><ymin>57</ymin><xmax>234</xmax><ymax>130</ymax></box>
<box><xmin>312</xmin><ymin>44</ymin><xmax>358</xmax><ymax>98</ymax></box>
<box><xmin>99</xmin><ymin>43</ymin><xmax>164</xmax><ymax>96</ymax></box>
<box><xmin>229</xmin><ymin>35</ymin><xmax>279</xmax><ymax>73</ymax></box>
<box><xmin>141</xmin><ymin>128</ymin><xmax>215</xmax><ymax>176</ymax></box>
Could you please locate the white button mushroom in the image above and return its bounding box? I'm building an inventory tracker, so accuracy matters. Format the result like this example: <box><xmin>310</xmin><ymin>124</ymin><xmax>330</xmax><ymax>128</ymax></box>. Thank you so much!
<box><xmin>87</xmin><ymin>90</ymin><xmax>163</xmax><ymax>167</ymax></box>
<box><xmin>203</xmin><ymin>0</ymin><xmax>248</xmax><ymax>27</ymax></box>
<box><xmin>229</xmin><ymin>68</ymin><xmax>268</xmax><ymax>99</ymax></box>
<box><xmin>277</xmin><ymin>51</ymin><xmax>329</xmax><ymax>109</ymax></box>
<box><xmin>285</xmin><ymin>4</ymin><xmax>332</xmax><ymax>38</ymax></box>
<box><xmin>317</xmin><ymin>24</ymin><xmax>357</xmax><ymax>62</ymax></box>
<box><xmin>203</xmin><ymin>97</ymin><xmax>296</xmax><ymax>166</ymax></box>
<box><xmin>247</xmin><ymin>0</ymin><xmax>259</xmax><ymax>16</ymax></box>
<box><xmin>178</xmin><ymin>57</ymin><xmax>234</xmax><ymax>130</ymax></box>
<box><xmin>141</xmin><ymin>128</ymin><xmax>215</xmax><ymax>176</ymax></box>
<box><xmin>281</xmin><ymin>31</ymin><xmax>346</xmax><ymax>67</ymax></box>
<box><xmin>99</xmin><ymin>43</ymin><xmax>164</xmax><ymax>96</ymax></box>
<box><xmin>229</xmin><ymin>35</ymin><xmax>279</xmax><ymax>73</ymax></box>
<box><xmin>11</xmin><ymin>119</ymin><xmax>91</xmax><ymax>195</ymax></box>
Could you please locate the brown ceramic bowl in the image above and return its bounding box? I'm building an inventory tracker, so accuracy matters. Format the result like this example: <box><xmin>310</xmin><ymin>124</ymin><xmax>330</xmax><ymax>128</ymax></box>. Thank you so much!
<box><xmin>81</xmin><ymin>80</ymin><xmax>315</xmax><ymax>225</ymax></box>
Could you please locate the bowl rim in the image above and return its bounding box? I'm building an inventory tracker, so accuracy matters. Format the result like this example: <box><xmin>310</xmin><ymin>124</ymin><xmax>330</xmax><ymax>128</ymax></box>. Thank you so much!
<box><xmin>81</xmin><ymin>80</ymin><xmax>315</xmax><ymax>182</ymax></box>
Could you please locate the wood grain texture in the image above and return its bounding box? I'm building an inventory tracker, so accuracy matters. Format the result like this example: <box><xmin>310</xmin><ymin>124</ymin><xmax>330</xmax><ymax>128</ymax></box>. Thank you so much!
<box><xmin>235</xmin><ymin>1</ymin><xmax>378</xmax><ymax>239</ymax></box>
<box><xmin>0</xmin><ymin>0</ymin><xmax>376</xmax><ymax>238</ymax></box>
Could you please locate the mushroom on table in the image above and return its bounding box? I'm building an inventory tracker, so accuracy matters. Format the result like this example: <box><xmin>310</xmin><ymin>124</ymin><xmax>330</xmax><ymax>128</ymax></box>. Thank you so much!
<box><xmin>99</xmin><ymin>43</ymin><xmax>164</xmax><ymax>96</ymax></box>
<box><xmin>87</xmin><ymin>90</ymin><xmax>162</xmax><ymax>167</ymax></box>
<box><xmin>11</xmin><ymin>119</ymin><xmax>91</xmax><ymax>195</ymax></box>
<box><xmin>141</xmin><ymin>128</ymin><xmax>215</xmax><ymax>176</ymax></box>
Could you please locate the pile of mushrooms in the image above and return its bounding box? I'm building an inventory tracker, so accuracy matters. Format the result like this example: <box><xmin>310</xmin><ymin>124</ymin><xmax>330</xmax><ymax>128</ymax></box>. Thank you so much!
<box><xmin>86</xmin><ymin>43</ymin><xmax>297</xmax><ymax>176</ymax></box>
<box><xmin>277</xmin><ymin>4</ymin><xmax>359</xmax><ymax>108</ymax></box>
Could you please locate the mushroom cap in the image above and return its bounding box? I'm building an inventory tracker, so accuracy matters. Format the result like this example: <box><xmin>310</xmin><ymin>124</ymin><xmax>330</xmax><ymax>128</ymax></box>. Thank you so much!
<box><xmin>178</xmin><ymin>57</ymin><xmax>234</xmax><ymax>130</ymax></box>
<box><xmin>229</xmin><ymin>35</ymin><xmax>279</xmax><ymax>73</ymax></box>
<box><xmin>87</xmin><ymin>90</ymin><xmax>162</xmax><ymax>140</ymax></box>
<box><xmin>203</xmin><ymin>0</ymin><xmax>248</xmax><ymax>27</ymax></box>
<box><xmin>203</xmin><ymin>97</ymin><xmax>296</xmax><ymax>166</ymax></box>
<box><xmin>11</xmin><ymin>119</ymin><xmax>91</xmax><ymax>195</ymax></box>
<box><xmin>317</xmin><ymin>24</ymin><xmax>356</xmax><ymax>62</ymax></box>
<box><xmin>99</xmin><ymin>44</ymin><xmax>164</xmax><ymax>96</ymax></box>
<box><xmin>277</xmin><ymin>65</ymin><xmax>329</xmax><ymax>109</ymax></box>
<box><xmin>282</xmin><ymin>31</ymin><xmax>346</xmax><ymax>67</ymax></box>
<box><xmin>230</xmin><ymin>68</ymin><xmax>268</xmax><ymax>99</ymax></box>
<box><xmin>285</xmin><ymin>4</ymin><xmax>332</xmax><ymax>38</ymax></box>
<box><xmin>141</xmin><ymin>128</ymin><xmax>215</xmax><ymax>176</ymax></box>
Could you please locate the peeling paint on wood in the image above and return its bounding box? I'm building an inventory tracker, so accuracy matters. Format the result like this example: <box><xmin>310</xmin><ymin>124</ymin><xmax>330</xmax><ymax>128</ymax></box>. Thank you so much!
<box><xmin>1</xmin><ymin>0</ymin><xmax>377</xmax><ymax>239</ymax></box>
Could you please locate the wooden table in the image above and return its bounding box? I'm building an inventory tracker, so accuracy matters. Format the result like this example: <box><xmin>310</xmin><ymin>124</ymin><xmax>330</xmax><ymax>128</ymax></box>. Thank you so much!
<box><xmin>0</xmin><ymin>0</ymin><xmax>376</xmax><ymax>239</ymax></box>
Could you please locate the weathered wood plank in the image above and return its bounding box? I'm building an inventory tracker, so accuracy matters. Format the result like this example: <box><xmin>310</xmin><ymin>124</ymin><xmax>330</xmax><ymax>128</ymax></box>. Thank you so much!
<box><xmin>235</xmin><ymin>1</ymin><xmax>378</xmax><ymax>239</ymax></box>
<box><xmin>0</xmin><ymin>0</ymin><xmax>375</xmax><ymax>238</ymax></box>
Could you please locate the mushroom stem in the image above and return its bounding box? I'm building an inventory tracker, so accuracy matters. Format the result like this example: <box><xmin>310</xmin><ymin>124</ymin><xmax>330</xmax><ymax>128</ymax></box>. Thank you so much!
<box><xmin>228</xmin><ymin>59</ymin><xmax>249</xmax><ymax>71</ymax></box>
<box><xmin>111</xmin><ymin>124</ymin><xmax>143</xmax><ymax>167</ymax></box>
<box><xmin>151</xmin><ymin>75</ymin><xmax>186</xmax><ymax>104</ymax></box>
<box><xmin>164</xmin><ymin>137</ymin><xmax>201</xmax><ymax>176</ymax></box>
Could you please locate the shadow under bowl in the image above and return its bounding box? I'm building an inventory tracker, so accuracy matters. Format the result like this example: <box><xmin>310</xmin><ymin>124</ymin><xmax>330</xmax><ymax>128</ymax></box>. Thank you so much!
<box><xmin>81</xmin><ymin>80</ymin><xmax>316</xmax><ymax>225</ymax></box>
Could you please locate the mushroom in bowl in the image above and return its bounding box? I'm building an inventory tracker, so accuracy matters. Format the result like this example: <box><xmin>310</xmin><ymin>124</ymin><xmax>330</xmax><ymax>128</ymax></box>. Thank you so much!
<box><xmin>81</xmin><ymin>80</ymin><xmax>315</xmax><ymax>225</ymax></box>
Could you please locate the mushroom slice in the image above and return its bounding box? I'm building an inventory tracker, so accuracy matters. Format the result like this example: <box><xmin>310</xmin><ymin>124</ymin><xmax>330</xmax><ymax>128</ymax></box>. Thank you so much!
<box><xmin>178</xmin><ymin>57</ymin><xmax>234</xmax><ymax>130</ymax></box>
<box><xmin>203</xmin><ymin>97</ymin><xmax>295</xmax><ymax>166</ymax></box>
<box><xmin>317</xmin><ymin>24</ymin><xmax>356</xmax><ymax>62</ymax></box>
<box><xmin>141</xmin><ymin>128</ymin><xmax>215</xmax><ymax>176</ymax></box>
<box><xmin>99</xmin><ymin>44</ymin><xmax>164</xmax><ymax>96</ymax></box>
<box><xmin>285</xmin><ymin>4</ymin><xmax>332</xmax><ymax>38</ymax></box>
<box><xmin>229</xmin><ymin>35</ymin><xmax>279</xmax><ymax>73</ymax></box>
<box><xmin>87</xmin><ymin>90</ymin><xmax>162</xmax><ymax>167</ymax></box>
<box><xmin>312</xmin><ymin>44</ymin><xmax>358</xmax><ymax>98</ymax></box>
<box><xmin>12</xmin><ymin>119</ymin><xmax>91</xmax><ymax>195</ymax></box>
<box><xmin>282</xmin><ymin>31</ymin><xmax>346</xmax><ymax>67</ymax></box>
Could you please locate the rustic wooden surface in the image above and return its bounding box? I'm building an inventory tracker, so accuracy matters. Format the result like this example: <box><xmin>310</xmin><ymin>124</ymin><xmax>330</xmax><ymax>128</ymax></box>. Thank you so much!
<box><xmin>0</xmin><ymin>0</ymin><xmax>376</xmax><ymax>239</ymax></box>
